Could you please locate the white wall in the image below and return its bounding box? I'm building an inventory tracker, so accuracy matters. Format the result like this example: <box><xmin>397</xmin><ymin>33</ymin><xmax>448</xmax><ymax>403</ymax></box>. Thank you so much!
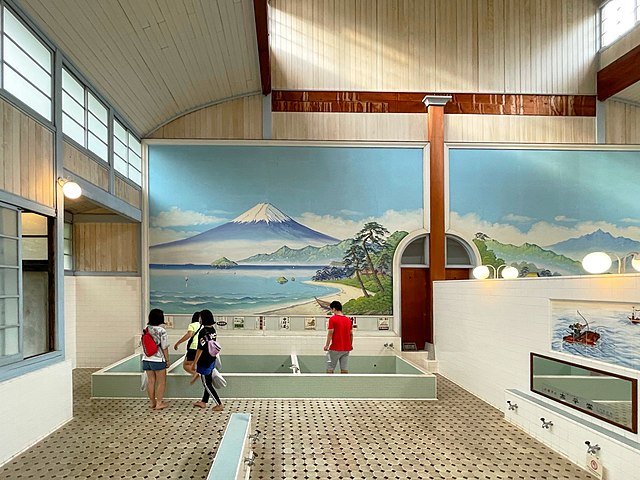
<box><xmin>0</xmin><ymin>360</ymin><xmax>73</xmax><ymax>466</ymax></box>
<box><xmin>75</xmin><ymin>276</ymin><xmax>142</xmax><ymax>367</ymax></box>
<box><xmin>64</xmin><ymin>276</ymin><xmax>77</xmax><ymax>368</ymax></box>
<box><xmin>433</xmin><ymin>274</ymin><xmax>640</xmax><ymax>475</ymax></box>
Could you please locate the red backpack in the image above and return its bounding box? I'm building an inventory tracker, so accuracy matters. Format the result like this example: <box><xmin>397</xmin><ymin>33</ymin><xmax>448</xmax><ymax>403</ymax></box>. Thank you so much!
<box><xmin>141</xmin><ymin>328</ymin><xmax>158</xmax><ymax>356</ymax></box>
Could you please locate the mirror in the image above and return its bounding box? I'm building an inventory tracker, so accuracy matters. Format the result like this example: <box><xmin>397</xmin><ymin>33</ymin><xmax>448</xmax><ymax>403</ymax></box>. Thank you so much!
<box><xmin>531</xmin><ymin>353</ymin><xmax>637</xmax><ymax>433</ymax></box>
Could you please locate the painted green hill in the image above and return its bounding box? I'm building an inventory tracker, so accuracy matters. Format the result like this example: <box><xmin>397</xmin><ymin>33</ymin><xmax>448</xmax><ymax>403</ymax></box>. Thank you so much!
<box><xmin>240</xmin><ymin>239</ymin><xmax>352</xmax><ymax>264</ymax></box>
<box><xmin>210</xmin><ymin>257</ymin><xmax>238</xmax><ymax>268</ymax></box>
<box><xmin>476</xmin><ymin>239</ymin><xmax>583</xmax><ymax>276</ymax></box>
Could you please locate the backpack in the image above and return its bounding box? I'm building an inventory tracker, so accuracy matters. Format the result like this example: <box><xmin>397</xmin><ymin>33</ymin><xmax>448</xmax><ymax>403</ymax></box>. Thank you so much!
<box><xmin>205</xmin><ymin>336</ymin><xmax>222</xmax><ymax>357</ymax></box>
<box><xmin>141</xmin><ymin>327</ymin><xmax>159</xmax><ymax>356</ymax></box>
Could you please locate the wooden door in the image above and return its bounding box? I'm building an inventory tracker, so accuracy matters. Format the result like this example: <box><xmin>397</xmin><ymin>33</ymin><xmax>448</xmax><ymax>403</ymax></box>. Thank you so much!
<box><xmin>400</xmin><ymin>267</ymin><xmax>430</xmax><ymax>349</ymax></box>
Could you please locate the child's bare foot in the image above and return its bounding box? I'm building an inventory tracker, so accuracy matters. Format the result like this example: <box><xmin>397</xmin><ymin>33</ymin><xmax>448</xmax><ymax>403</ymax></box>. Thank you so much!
<box><xmin>193</xmin><ymin>401</ymin><xmax>207</xmax><ymax>408</ymax></box>
<box><xmin>154</xmin><ymin>402</ymin><xmax>169</xmax><ymax>410</ymax></box>
<box><xmin>150</xmin><ymin>402</ymin><xmax>156</xmax><ymax>409</ymax></box>
<box><xmin>212</xmin><ymin>404</ymin><xmax>224</xmax><ymax>412</ymax></box>
<box><xmin>189</xmin><ymin>373</ymin><xmax>199</xmax><ymax>385</ymax></box>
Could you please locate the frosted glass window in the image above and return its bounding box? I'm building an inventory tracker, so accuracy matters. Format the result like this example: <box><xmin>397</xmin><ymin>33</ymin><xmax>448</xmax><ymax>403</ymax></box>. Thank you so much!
<box><xmin>64</xmin><ymin>222</ymin><xmax>73</xmax><ymax>271</ymax></box>
<box><xmin>129</xmin><ymin>168</ymin><xmax>142</xmax><ymax>186</ymax></box>
<box><xmin>0</xmin><ymin>268</ymin><xmax>18</xmax><ymax>297</ymax></box>
<box><xmin>88</xmin><ymin>93</ymin><xmax>108</xmax><ymax>123</ymax></box>
<box><xmin>0</xmin><ymin>297</ymin><xmax>19</xmax><ymax>326</ymax></box>
<box><xmin>130</xmin><ymin>152</ymin><xmax>142</xmax><ymax>170</ymax></box>
<box><xmin>401</xmin><ymin>237</ymin><xmax>426</xmax><ymax>265</ymax></box>
<box><xmin>62</xmin><ymin>69</ymin><xmax>84</xmax><ymax>104</ymax></box>
<box><xmin>0</xmin><ymin>327</ymin><xmax>19</xmax><ymax>356</ymax></box>
<box><xmin>128</xmin><ymin>135</ymin><xmax>141</xmax><ymax>155</ymax></box>
<box><xmin>3</xmin><ymin>9</ymin><xmax>50</xmax><ymax>71</ymax></box>
<box><xmin>3</xmin><ymin>38</ymin><xmax>50</xmax><ymax>93</ymax></box>
<box><xmin>3</xmin><ymin>67</ymin><xmax>51</xmax><ymax>120</ymax></box>
<box><xmin>114</xmin><ymin>120</ymin><xmax>127</xmax><ymax>142</ymax></box>
<box><xmin>0</xmin><ymin>237</ymin><xmax>18</xmax><ymax>265</ymax></box>
<box><xmin>87</xmin><ymin>133</ymin><xmax>108</xmax><ymax>160</ymax></box>
<box><xmin>601</xmin><ymin>0</ymin><xmax>640</xmax><ymax>48</ymax></box>
<box><xmin>114</xmin><ymin>138</ymin><xmax>127</xmax><ymax>158</ymax></box>
<box><xmin>0</xmin><ymin>209</ymin><xmax>18</xmax><ymax>237</ymax></box>
<box><xmin>114</xmin><ymin>155</ymin><xmax>128</xmax><ymax>175</ymax></box>
<box><xmin>88</xmin><ymin>114</ymin><xmax>108</xmax><ymax>140</ymax></box>
<box><xmin>62</xmin><ymin>113</ymin><xmax>85</xmax><ymax>146</ymax></box>
<box><xmin>446</xmin><ymin>237</ymin><xmax>472</xmax><ymax>266</ymax></box>
<box><xmin>62</xmin><ymin>91</ymin><xmax>84</xmax><ymax>125</ymax></box>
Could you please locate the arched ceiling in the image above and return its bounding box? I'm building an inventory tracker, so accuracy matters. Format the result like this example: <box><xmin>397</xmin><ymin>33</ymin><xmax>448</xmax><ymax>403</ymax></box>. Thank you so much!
<box><xmin>15</xmin><ymin>0</ymin><xmax>262</xmax><ymax>137</ymax></box>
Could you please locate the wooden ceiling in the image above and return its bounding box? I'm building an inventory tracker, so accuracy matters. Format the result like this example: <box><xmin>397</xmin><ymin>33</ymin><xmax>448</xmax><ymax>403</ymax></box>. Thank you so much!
<box><xmin>15</xmin><ymin>0</ymin><xmax>262</xmax><ymax>137</ymax></box>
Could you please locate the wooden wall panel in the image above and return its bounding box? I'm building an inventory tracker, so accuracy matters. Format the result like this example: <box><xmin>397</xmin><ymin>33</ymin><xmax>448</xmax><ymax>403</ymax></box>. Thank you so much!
<box><xmin>62</xmin><ymin>141</ymin><xmax>109</xmax><ymax>190</ymax></box>
<box><xmin>269</xmin><ymin>0</ymin><xmax>598</xmax><ymax>94</ymax></box>
<box><xmin>147</xmin><ymin>95</ymin><xmax>262</xmax><ymax>139</ymax></box>
<box><xmin>114</xmin><ymin>176</ymin><xmax>141</xmax><ymax>209</ymax></box>
<box><xmin>604</xmin><ymin>100</ymin><xmax>640</xmax><ymax>144</ymax></box>
<box><xmin>0</xmin><ymin>99</ymin><xmax>54</xmax><ymax>208</ymax></box>
<box><xmin>74</xmin><ymin>222</ymin><xmax>139</xmax><ymax>272</ymax></box>
<box><xmin>445</xmin><ymin>115</ymin><xmax>596</xmax><ymax>143</ymax></box>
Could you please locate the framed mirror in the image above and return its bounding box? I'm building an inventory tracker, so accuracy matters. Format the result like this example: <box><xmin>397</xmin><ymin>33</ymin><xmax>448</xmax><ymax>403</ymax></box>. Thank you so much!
<box><xmin>530</xmin><ymin>353</ymin><xmax>637</xmax><ymax>433</ymax></box>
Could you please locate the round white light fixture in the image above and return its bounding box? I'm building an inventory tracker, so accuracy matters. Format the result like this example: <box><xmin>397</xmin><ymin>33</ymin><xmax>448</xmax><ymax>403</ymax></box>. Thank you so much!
<box><xmin>582</xmin><ymin>251</ymin><xmax>612</xmax><ymax>274</ymax></box>
<box><xmin>472</xmin><ymin>265</ymin><xmax>490</xmax><ymax>279</ymax></box>
<box><xmin>60</xmin><ymin>179</ymin><xmax>82</xmax><ymax>199</ymax></box>
<box><xmin>632</xmin><ymin>254</ymin><xmax>640</xmax><ymax>273</ymax></box>
<box><xmin>501</xmin><ymin>266</ymin><xmax>519</xmax><ymax>279</ymax></box>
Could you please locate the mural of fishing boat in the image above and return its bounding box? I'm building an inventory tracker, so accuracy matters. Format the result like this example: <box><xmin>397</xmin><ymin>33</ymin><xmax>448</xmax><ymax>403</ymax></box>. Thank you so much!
<box><xmin>314</xmin><ymin>296</ymin><xmax>331</xmax><ymax>311</ymax></box>
<box><xmin>629</xmin><ymin>306</ymin><xmax>640</xmax><ymax>325</ymax></box>
<box><xmin>562</xmin><ymin>310</ymin><xmax>600</xmax><ymax>346</ymax></box>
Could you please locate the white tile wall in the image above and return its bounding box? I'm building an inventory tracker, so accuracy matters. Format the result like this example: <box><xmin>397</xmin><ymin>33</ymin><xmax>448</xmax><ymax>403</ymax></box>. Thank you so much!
<box><xmin>64</xmin><ymin>276</ymin><xmax>77</xmax><ymax>368</ymax></box>
<box><xmin>433</xmin><ymin>274</ymin><xmax>640</xmax><ymax>479</ymax></box>
<box><xmin>74</xmin><ymin>276</ymin><xmax>142</xmax><ymax>368</ymax></box>
<box><xmin>0</xmin><ymin>360</ymin><xmax>73</xmax><ymax>466</ymax></box>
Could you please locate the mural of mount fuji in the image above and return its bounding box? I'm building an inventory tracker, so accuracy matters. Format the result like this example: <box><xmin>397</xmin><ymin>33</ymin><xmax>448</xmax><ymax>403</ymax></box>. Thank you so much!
<box><xmin>450</xmin><ymin>148</ymin><xmax>640</xmax><ymax>276</ymax></box>
<box><xmin>148</xmin><ymin>144</ymin><xmax>424</xmax><ymax>315</ymax></box>
<box><xmin>150</xmin><ymin>203</ymin><xmax>340</xmax><ymax>265</ymax></box>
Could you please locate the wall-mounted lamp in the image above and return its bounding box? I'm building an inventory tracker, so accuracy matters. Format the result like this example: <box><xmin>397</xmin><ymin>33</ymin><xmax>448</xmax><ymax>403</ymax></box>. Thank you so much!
<box><xmin>581</xmin><ymin>251</ymin><xmax>640</xmax><ymax>274</ymax></box>
<box><xmin>58</xmin><ymin>178</ymin><xmax>82</xmax><ymax>199</ymax></box>
<box><xmin>472</xmin><ymin>264</ymin><xmax>519</xmax><ymax>279</ymax></box>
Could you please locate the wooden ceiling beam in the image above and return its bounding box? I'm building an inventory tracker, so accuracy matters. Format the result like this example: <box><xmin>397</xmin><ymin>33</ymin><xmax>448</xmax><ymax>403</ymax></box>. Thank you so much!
<box><xmin>253</xmin><ymin>0</ymin><xmax>271</xmax><ymax>95</ymax></box>
<box><xmin>597</xmin><ymin>44</ymin><xmax>640</xmax><ymax>101</ymax></box>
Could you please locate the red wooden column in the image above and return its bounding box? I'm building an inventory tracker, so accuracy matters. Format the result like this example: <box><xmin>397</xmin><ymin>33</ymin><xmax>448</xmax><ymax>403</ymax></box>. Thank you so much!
<box><xmin>423</xmin><ymin>95</ymin><xmax>451</xmax><ymax>343</ymax></box>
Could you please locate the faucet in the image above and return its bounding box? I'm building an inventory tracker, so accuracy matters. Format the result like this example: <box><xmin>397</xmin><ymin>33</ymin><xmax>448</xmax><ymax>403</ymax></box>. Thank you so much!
<box><xmin>540</xmin><ymin>417</ymin><xmax>553</xmax><ymax>429</ymax></box>
<box><xmin>289</xmin><ymin>365</ymin><xmax>300</xmax><ymax>373</ymax></box>
<box><xmin>383</xmin><ymin>342</ymin><xmax>394</xmax><ymax>349</ymax></box>
<box><xmin>585</xmin><ymin>441</ymin><xmax>600</xmax><ymax>455</ymax></box>
<box><xmin>249</xmin><ymin>430</ymin><xmax>262</xmax><ymax>443</ymax></box>
<box><xmin>244</xmin><ymin>451</ymin><xmax>256</xmax><ymax>466</ymax></box>
<box><xmin>506</xmin><ymin>401</ymin><xmax>518</xmax><ymax>411</ymax></box>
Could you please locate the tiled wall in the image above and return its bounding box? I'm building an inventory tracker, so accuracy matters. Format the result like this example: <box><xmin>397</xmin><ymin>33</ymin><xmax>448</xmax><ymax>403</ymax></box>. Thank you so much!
<box><xmin>75</xmin><ymin>276</ymin><xmax>142</xmax><ymax>368</ymax></box>
<box><xmin>0</xmin><ymin>360</ymin><xmax>73</xmax><ymax>466</ymax></box>
<box><xmin>64</xmin><ymin>276</ymin><xmax>77</xmax><ymax>368</ymax></box>
<box><xmin>433</xmin><ymin>274</ymin><xmax>640</xmax><ymax>478</ymax></box>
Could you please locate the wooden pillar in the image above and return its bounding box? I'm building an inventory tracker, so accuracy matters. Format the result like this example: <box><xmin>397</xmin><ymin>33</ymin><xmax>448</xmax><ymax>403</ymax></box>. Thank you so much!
<box><xmin>423</xmin><ymin>95</ymin><xmax>451</xmax><ymax>342</ymax></box>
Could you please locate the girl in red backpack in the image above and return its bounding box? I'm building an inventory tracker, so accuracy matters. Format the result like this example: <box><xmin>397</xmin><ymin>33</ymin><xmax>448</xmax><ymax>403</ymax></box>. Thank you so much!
<box><xmin>142</xmin><ymin>308</ymin><xmax>170</xmax><ymax>410</ymax></box>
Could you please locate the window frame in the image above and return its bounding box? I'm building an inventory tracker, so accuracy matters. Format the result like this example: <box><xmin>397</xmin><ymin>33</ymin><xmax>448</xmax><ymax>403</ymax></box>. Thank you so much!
<box><xmin>599</xmin><ymin>0</ymin><xmax>640</xmax><ymax>50</ymax></box>
<box><xmin>113</xmin><ymin>117</ymin><xmax>142</xmax><ymax>186</ymax></box>
<box><xmin>0</xmin><ymin>203</ymin><xmax>22</xmax><ymax>367</ymax></box>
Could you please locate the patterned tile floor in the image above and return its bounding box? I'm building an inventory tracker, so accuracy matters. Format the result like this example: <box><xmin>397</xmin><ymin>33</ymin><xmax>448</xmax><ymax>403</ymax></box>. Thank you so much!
<box><xmin>0</xmin><ymin>369</ymin><xmax>595</xmax><ymax>479</ymax></box>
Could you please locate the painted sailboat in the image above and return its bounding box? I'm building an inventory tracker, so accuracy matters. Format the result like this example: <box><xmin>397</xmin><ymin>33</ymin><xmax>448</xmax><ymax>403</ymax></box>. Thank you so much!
<box><xmin>629</xmin><ymin>307</ymin><xmax>640</xmax><ymax>325</ymax></box>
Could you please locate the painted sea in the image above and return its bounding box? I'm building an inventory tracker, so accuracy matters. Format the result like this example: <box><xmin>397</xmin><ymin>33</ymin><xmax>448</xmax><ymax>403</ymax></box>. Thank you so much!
<box><xmin>551</xmin><ymin>303</ymin><xmax>640</xmax><ymax>371</ymax></box>
<box><xmin>149</xmin><ymin>265</ymin><xmax>339</xmax><ymax>314</ymax></box>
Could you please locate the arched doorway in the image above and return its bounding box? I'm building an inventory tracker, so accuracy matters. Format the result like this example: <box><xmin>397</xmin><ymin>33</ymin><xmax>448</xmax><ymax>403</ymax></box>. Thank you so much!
<box><xmin>398</xmin><ymin>234</ymin><xmax>476</xmax><ymax>350</ymax></box>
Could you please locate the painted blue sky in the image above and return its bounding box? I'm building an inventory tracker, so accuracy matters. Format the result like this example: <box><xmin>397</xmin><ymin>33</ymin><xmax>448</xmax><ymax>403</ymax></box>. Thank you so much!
<box><xmin>148</xmin><ymin>145</ymin><xmax>424</xmax><ymax>244</ymax></box>
<box><xmin>449</xmin><ymin>149</ymin><xmax>640</xmax><ymax>246</ymax></box>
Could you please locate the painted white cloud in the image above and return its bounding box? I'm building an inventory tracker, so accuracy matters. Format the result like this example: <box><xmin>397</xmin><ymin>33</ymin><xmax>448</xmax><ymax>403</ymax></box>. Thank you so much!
<box><xmin>297</xmin><ymin>209</ymin><xmax>424</xmax><ymax>240</ymax></box>
<box><xmin>554</xmin><ymin>215</ymin><xmax>578</xmax><ymax>222</ymax></box>
<box><xmin>338</xmin><ymin>209</ymin><xmax>362</xmax><ymax>216</ymax></box>
<box><xmin>502</xmin><ymin>213</ymin><xmax>535</xmax><ymax>222</ymax></box>
<box><xmin>150</xmin><ymin>207</ymin><xmax>227</xmax><ymax>228</ymax></box>
<box><xmin>451</xmin><ymin>212</ymin><xmax>640</xmax><ymax>247</ymax></box>
<box><xmin>621</xmin><ymin>217</ymin><xmax>640</xmax><ymax>224</ymax></box>
<box><xmin>149</xmin><ymin>227</ymin><xmax>201</xmax><ymax>246</ymax></box>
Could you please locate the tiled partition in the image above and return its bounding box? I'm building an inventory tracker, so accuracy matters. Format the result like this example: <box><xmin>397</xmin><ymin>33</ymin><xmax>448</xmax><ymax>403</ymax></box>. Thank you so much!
<box><xmin>433</xmin><ymin>274</ymin><xmax>640</xmax><ymax>480</ymax></box>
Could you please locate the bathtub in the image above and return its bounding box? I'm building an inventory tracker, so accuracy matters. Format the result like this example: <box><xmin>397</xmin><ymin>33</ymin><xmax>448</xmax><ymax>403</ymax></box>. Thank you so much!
<box><xmin>91</xmin><ymin>353</ymin><xmax>436</xmax><ymax>400</ymax></box>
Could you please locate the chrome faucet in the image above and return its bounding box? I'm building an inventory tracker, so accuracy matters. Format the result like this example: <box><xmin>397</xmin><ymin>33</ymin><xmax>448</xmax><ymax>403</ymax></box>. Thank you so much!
<box><xmin>506</xmin><ymin>401</ymin><xmax>518</xmax><ymax>411</ymax></box>
<box><xmin>249</xmin><ymin>430</ymin><xmax>262</xmax><ymax>443</ymax></box>
<box><xmin>585</xmin><ymin>441</ymin><xmax>600</xmax><ymax>455</ymax></box>
<box><xmin>540</xmin><ymin>417</ymin><xmax>553</xmax><ymax>429</ymax></box>
<box><xmin>244</xmin><ymin>451</ymin><xmax>256</xmax><ymax>466</ymax></box>
<box><xmin>289</xmin><ymin>365</ymin><xmax>300</xmax><ymax>373</ymax></box>
<box><xmin>383</xmin><ymin>342</ymin><xmax>394</xmax><ymax>349</ymax></box>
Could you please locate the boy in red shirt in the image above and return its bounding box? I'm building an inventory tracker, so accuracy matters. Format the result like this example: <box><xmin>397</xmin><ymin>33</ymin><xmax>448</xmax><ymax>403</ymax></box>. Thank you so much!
<box><xmin>323</xmin><ymin>301</ymin><xmax>353</xmax><ymax>373</ymax></box>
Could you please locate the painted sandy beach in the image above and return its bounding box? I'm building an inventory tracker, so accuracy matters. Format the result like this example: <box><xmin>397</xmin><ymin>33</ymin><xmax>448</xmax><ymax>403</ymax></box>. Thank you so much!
<box><xmin>257</xmin><ymin>281</ymin><xmax>368</xmax><ymax>315</ymax></box>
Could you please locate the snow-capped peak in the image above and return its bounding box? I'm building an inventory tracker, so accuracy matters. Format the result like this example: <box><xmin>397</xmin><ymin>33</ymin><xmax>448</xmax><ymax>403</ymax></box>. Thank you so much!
<box><xmin>232</xmin><ymin>203</ymin><xmax>293</xmax><ymax>224</ymax></box>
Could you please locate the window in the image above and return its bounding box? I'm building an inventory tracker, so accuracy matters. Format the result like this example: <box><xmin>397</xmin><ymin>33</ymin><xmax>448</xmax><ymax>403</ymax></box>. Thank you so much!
<box><xmin>62</xmin><ymin>68</ymin><xmax>109</xmax><ymax>161</ymax></box>
<box><xmin>400</xmin><ymin>235</ymin><xmax>474</xmax><ymax>267</ymax></box>
<box><xmin>1</xmin><ymin>7</ymin><xmax>52</xmax><ymax>120</ymax></box>
<box><xmin>63</xmin><ymin>221</ymin><xmax>73</xmax><ymax>271</ymax></box>
<box><xmin>114</xmin><ymin>119</ymin><xmax>142</xmax><ymax>186</ymax></box>
<box><xmin>0</xmin><ymin>205</ymin><xmax>55</xmax><ymax>366</ymax></box>
<box><xmin>600</xmin><ymin>0</ymin><xmax>640</xmax><ymax>48</ymax></box>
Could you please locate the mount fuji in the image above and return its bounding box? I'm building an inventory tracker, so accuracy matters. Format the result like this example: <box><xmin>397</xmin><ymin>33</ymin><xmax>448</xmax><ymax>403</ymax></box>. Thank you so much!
<box><xmin>150</xmin><ymin>203</ymin><xmax>340</xmax><ymax>265</ymax></box>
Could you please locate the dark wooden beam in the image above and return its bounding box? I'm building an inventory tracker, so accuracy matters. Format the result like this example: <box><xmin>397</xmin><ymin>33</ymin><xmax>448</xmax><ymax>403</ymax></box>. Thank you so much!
<box><xmin>253</xmin><ymin>0</ymin><xmax>271</xmax><ymax>95</ymax></box>
<box><xmin>272</xmin><ymin>91</ymin><xmax>596</xmax><ymax>116</ymax></box>
<box><xmin>597</xmin><ymin>44</ymin><xmax>640</xmax><ymax>101</ymax></box>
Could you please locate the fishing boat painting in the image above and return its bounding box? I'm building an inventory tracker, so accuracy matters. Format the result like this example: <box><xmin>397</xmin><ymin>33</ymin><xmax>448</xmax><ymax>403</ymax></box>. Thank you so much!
<box><xmin>552</xmin><ymin>301</ymin><xmax>640</xmax><ymax>371</ymax></box>
<box><xmin>562</xmin><ymin>311</ymin><xmax>600</xmax><ymax>346</ymax></box>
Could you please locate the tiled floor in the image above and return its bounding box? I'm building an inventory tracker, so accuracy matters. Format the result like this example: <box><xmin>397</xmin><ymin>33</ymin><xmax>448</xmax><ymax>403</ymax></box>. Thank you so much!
<box><xmin>0</xmin><ymin>369</ymin><xmax>594</xmax><ymax>479</ymax></box>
